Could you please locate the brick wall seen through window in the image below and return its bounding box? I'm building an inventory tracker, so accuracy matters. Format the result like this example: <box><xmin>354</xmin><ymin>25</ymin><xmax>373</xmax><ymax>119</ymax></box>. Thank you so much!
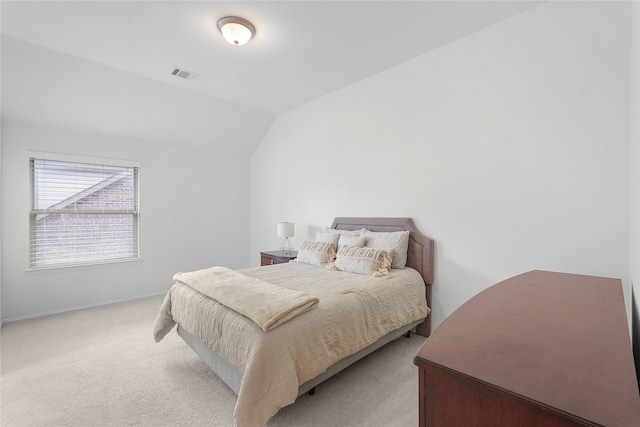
<box><xmin>30</xmin><ymin>157</ymin><xmax>140</xmax><ymax>269</ymax></box>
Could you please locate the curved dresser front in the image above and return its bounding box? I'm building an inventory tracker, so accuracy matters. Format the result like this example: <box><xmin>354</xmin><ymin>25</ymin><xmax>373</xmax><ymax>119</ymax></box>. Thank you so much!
<box><xmin>414</xmin><ymin>270</ymin><xmax>640</xmax><ymax>427</ymax></box>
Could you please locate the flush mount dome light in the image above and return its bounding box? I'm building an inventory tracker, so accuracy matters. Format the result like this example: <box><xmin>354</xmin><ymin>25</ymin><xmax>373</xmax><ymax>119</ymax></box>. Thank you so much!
<box><xmin>217</xmin><ymin>16</ymin><xmax>255</xmax><ymax>46</ymax></box>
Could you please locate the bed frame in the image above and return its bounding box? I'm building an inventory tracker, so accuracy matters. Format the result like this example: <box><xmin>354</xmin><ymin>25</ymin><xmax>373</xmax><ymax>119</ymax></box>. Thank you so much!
<box><xmin>177</xmin><ymin>217</ymin><xmax>434</xmax><ymax>398</ymax></box>
<box><xmin>330</xmin><ymin>217</ymin><xmax>434</xmax><ymax>336</ymax></box>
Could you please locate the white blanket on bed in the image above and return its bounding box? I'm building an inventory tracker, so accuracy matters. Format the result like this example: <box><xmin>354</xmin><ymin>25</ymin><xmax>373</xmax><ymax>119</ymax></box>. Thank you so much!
<box><xmin>154</xmin><ymin>262</ymin><xmax>429</xmax><ymax>427</ymax></box>
<box><xmin>173</xmin><ymin>266</ymin><xmax>319</xmax><ymax>332</ymax></box>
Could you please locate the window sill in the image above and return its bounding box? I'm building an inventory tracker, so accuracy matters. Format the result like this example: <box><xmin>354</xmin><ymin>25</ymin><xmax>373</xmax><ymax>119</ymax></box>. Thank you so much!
<box><xmin>26</xmin><ymin>258</ymin><xmax>143</xmax><ymax>274</ymax></box>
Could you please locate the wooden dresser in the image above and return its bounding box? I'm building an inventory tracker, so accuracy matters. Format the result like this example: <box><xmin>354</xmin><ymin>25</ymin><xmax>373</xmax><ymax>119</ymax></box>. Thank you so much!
<box><xmin>414</xmin><ymin>270</ymin><xmax>640</xmax><ymax>427</ymax></box>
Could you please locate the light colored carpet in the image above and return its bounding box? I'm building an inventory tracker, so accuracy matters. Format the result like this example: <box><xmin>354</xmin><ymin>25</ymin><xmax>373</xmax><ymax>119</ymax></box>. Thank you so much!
<box><xmin>1</xmin><ymin>295</ymin><xmax>426</xmax><ymax>427</ymax></box>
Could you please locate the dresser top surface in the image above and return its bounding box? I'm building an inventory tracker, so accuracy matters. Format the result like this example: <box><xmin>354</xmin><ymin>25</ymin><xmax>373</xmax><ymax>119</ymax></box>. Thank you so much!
<box><xmin>260</xmin><ymin>250</ymin><xmax>298</xmax><ymax>258</ymax></box>
<box><xmin>415</xmin><ymin>270</ymin><xmax>640</xmax><ymax>426</ymax></box>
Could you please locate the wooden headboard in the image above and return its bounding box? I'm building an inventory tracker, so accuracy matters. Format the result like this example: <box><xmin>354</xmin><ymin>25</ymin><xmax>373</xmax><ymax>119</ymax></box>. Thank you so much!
<box><xmin>330</xmin><ymin>217</ymin><xmax>434</xmax><ymax>336</ymax></box>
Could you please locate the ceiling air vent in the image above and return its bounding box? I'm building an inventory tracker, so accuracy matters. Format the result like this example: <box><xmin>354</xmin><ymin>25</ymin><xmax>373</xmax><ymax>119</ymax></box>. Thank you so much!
<box><xmin>171</xmin><ymin>67</ymin><xmax>199</xmax><ymax>81</ymax></box>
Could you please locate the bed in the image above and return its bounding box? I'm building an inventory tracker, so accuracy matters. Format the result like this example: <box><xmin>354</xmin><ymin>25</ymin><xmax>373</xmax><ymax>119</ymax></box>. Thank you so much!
<box><xmin>154</xmin><ymin>217</ymin><xmax>434</xmax><ymax>427</ymax></box>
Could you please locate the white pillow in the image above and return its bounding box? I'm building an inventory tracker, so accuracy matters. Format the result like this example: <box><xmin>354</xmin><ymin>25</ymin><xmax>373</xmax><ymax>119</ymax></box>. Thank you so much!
<box><xmin>315</xmin><ymin>231</ymin><xmax>340</xmax><ymax>247</ymax></box>
<box><xmin>361</xmin><ymin>230</ymin><xmax>410</xmax><ymax>269</ymax></box>
<box><xmin>337</xmin><ymin>235</ymin><xmax>366</xmax><ymax>250</ymax></box>
<box><xmin>324</xmin><ymin>227</ymin><xmax>364</xmax><ymax>237</ymax></box>
<box><xmin>296</xmin><ymin>241</ymin><xmax>336</xmax><ymax>267</ymax></box>
<box><xmin>331</xmin><ymin>246</ymin><xmax>391</xmax><ymax>277</ymax></box>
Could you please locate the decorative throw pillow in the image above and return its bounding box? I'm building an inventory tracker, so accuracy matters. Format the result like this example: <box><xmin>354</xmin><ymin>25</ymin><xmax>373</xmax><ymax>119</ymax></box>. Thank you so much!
<box><xmin>362</xmin><ymin>230</ymin><xmax>410</xmax><ymax>269</ymax></box>
<box><xmin>296</xmin><ymin>241</ymin><xmax>336</xmax><ymax>267</ymax></box>
<box><xmin>332</xmin><ymin>246</ymin><xmax>391</xmax><ymax>277</ymax></box>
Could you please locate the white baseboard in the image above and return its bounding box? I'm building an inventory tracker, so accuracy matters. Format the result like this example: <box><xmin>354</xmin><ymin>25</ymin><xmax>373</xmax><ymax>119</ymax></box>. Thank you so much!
<box><xmin>0</xmin><ymin>291</ymin><xmax>167</xmax><ymax>324</ymax></box>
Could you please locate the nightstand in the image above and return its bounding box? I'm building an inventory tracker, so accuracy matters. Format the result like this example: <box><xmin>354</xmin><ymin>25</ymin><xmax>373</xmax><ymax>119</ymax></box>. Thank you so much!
<box><xmin>260</xmin><ymin>250</ymin><xmax>297</xmax><ymax>266</ymax></box>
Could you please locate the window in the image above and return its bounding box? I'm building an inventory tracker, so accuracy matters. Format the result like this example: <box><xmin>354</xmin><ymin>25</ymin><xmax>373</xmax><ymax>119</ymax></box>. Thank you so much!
<box><xmin>29</xmin><ymin>153</ymin><xmax>141</xmax><ymax>269</ymax></box>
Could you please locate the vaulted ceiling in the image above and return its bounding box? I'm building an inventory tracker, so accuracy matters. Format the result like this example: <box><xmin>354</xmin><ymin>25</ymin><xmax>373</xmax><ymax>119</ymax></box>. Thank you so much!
<box><xmin>1</xmin><ymin>1</ymin><xmax>541</xmax><ymax>156</ymax></box>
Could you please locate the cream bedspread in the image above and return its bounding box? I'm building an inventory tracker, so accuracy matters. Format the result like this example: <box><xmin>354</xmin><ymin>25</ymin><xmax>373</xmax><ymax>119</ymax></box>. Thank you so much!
<box><xmin>154</xmin><ymin>262</ymin><xmax>429</xmax><ymax>427</ymax></box>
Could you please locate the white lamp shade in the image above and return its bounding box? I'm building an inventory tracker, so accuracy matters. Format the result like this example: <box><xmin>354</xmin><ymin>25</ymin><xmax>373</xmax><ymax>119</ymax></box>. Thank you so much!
<box><xmin>277</xmin><ymin>222</ymin><xmax>295</xmax><ymax>238</ymax></box>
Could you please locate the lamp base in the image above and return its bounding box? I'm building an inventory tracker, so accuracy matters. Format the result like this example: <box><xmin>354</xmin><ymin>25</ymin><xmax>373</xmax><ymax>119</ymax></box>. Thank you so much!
<box><xmin>281</xmin><ymin>237</ymin><xmax>293</xmax><ymax>257</ymax></box>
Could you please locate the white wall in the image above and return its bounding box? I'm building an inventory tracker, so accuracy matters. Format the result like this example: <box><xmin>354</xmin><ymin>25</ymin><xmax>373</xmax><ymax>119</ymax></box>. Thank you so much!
<box><xmin>1</xmin><ymin>122</ymin><xmax>250</xmax><ymax>321</ymax></box>
<box><xmin>0</xmin><ymin>113</ymin><xmax>2</xmax><ymax>325</ymax></box>
<box><xmin>250</xmin><ymin>1</ymin><xmax>632</xmax><ymax>331</ymax></box>
<box><xmin>631</xmin><ymin>0</ymin><xmax>640</xmax><ymax>356</ymax></box>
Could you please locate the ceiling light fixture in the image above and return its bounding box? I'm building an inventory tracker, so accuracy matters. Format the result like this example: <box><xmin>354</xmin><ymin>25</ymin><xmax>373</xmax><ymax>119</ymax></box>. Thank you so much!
<box><xmin>217</xmin><ymin>16</ymin><xmax>255</xmax><ymax>46</ymax></box>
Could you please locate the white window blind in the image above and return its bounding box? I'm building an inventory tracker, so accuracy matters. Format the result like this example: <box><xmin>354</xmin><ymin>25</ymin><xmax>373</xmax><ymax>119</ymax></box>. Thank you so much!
<box><xmin>29</xmin><ymin>156</ymin><xmax>140</xmax><ymax>269</ymax></box>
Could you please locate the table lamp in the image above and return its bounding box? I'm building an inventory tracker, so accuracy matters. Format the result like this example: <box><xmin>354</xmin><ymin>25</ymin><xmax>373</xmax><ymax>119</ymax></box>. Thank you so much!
<box><xmin>277</xmin><ymin>221</ymin><xmax>295</xmax><ymax>256</ymax></box>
